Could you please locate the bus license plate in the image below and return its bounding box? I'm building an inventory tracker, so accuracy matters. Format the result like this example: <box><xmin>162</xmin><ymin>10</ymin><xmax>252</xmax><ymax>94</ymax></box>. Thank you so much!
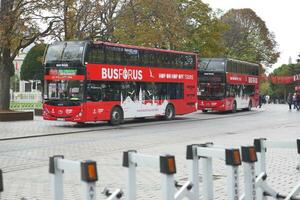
<box><xmin>57</xmin><ymin>118</ymin><xmax>65</xmax><ymax>121</ymax></box>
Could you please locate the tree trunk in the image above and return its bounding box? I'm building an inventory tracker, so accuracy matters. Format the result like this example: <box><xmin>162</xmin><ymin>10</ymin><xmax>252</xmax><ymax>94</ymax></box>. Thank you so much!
<box><xmin>0</xmin><ymin>70</ymin><xmax>11</xmax><ymax>110</ymax></box>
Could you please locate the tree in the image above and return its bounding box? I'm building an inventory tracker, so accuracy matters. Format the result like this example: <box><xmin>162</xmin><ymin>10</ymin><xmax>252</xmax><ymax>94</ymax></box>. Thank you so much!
<box><xmin>0</xmin><ymin>0</ymin><xmax>56</xmax><ymax>110</ymax></box>
<box><xmin>49</xmin><ymin>0</ymin><xmax>125</xmax><ymax>40</ymax></box>
<box><xmin>113</xmin><ymin>0</ymin><xmax>225</xmax><ymax>56</ymax></box>
<box><xmin>260</xmin><ymin>81</ymin><xmax>273</xmax><ymax>96</ymax></box>
<box><xmin>20</xmin><ymin>44</ymin><xmax>46</xmax><ymax>81</ymax></box>
<box><xmin>114</xmin><ymin>0</ymin><xmax>186</xmax><ymax>49</ymax></box>
<box><xmin>269</xmin><ymin>63</ymin><xmax>300</xmax><ymax>100</ymax></box>
<box><xmin>221</xmin><ymin>9</ymin><xmax>280</xmax><ymax>65</ymax></box>
<box><xmin>180</xmin><ymin>0</ymin><xmax>226</xmax><ymax>57</ymax></box>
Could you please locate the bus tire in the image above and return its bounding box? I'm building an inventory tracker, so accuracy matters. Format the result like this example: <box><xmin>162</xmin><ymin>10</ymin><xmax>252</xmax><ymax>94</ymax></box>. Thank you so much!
<box><xmin>109</xmin><ymin>106</ymin><xmax>124</xmax><ymax>125</ymax></box>
<box><xmin>202</xmin><ymin>110</ymin><xmax>208</xmax><ymax>113</ymax></box>
<box><xmin>164</xmin><ymin>104</ymin><xmax>175</xmax><ymax>120</ymax></box>
<box><xmin>231</xmin><ymin>101</ymin><xmax>237</xmax><ymax>113</ymax></box>
<box><xmin>76</xmin><ymin>122</ymin><xmax>85</xmax><ymax>127</ymax></box>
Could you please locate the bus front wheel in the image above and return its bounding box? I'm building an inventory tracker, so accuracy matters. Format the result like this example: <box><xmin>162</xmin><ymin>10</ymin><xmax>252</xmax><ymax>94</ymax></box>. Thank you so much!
<box><xmin>164</xmin><ymin>104</ymin><xmax>175</xmax><ymax>120</ymax></box>
<box><xmin>109</xmin><ymin>106</ymin><xmax>124</xmax><ymax>125</ymax></box>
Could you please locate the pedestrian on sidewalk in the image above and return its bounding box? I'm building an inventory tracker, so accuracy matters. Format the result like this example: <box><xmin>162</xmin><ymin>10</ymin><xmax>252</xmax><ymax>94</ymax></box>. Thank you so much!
<box><xmin>293</xmin><ymin>93</ymin><xmax>297</xmax><ymax>109</ymax></box>
<box><xmin>287</xmin><ymin>93</ymin><xmax>293</xmax><ymax>110</ymax></box>
<box><xmin>296</xmin><ymin>92</ymin><xmax>300</xmax><ymax>111</ymax></box>
<box><xmin>259</xmin><ymin>94</ymin><xmax>263</xmax><ymax>108</ymax></box>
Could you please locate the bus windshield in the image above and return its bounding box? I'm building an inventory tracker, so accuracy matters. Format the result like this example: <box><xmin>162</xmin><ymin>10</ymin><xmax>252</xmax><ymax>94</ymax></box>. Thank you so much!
<box><xmin>44</xmin><ymin>80</ymin><xmax>84</xmax><ymax>102</ymax></box>
<box><xmin>45</xmin><ymin>41</ymin><xmax>85</xmax><ymax>62</ymax></box>
<box><xmin>199</xmin><ymin>83</ymin><xmax>225</xmax><ymax>100</ymax></box>
<box><xmin>199</xmin><ymin>59</ymin><xmax>226</xmax><ymax>72</ymax></box>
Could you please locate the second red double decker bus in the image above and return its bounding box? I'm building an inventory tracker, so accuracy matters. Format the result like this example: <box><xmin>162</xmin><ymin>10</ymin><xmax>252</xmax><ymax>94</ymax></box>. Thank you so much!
<box><xmin>43</xmin><ymin>41</ymin><xmax>198</xmax><ymax>125</ymax></box>
<box><xmin>197</xmin><ymin>58</ymin><xmax>260</xmax><ymax>113</ymax></box>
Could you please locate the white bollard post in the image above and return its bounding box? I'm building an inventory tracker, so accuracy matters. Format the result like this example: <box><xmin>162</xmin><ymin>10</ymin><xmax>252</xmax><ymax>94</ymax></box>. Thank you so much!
<box><xmin>225</xmin><ymin>149</ymin><xmax>241</xmax><ymax>200</ymax></box>
<box><xmin>297</xmin><ymin>139</ymin><xmax>300</xmax><ymax>171</ymax></box>
<box><xmin>160</xmin><ymin>155</ymin><xmax>176</xmax><ymax>200</ymax></box>
<box><xmin>254</xmin><ymin>139</ymin><xmax>267</xmax><ymax>200</ymax></box>
<box><xmin>49</xmin><ymin>155</ymin><xmax>64</xmax><ymax>200</ymax></box>
<box><xmin>80</xmin><ymin>161</ymin><xmax>98</xmax><ymax>200</ymax></box>
<box><xmin>123</xmin><ymin>150</ymin><xmax>137</xmax><ymax>200</ymax></box>
<box><xmin>49</xmin><ymin>156</ymin><xmax>98</xmax><ymax>200</ymax></box>
<box><xmin>226</xmin><ymin>166</ymin><xmax>239</xmax><ymax>200</ymax></box>
<box><xmin>0</xmin><ymin>169</ymin><xmax>3</xmax><ymax>200</ymax></box>
<box><xmin>241</xmin><ymin>146</ymin><xmax>258</xmax><ymax>200</ymax></box>
<box><xmin>201</xmin><ymin>157</ymin><xmax>214</xmax><ymax>200</ymax></box>
<box><xmin>186</xmin><ymin>145</ymin><xmax>200</xmax><ymax>200</ymax></box>
<box><xmin>162</xmin><ymin>174</ymin><xmax>175</xmax><ymax>200</ymax></box>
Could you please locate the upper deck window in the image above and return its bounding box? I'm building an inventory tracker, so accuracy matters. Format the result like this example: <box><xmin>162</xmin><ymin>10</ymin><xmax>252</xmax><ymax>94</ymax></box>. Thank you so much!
<box><xmin>199</xmin><ymin>59</ymin><xmax>225</xmax><ymax>72</ymax></box>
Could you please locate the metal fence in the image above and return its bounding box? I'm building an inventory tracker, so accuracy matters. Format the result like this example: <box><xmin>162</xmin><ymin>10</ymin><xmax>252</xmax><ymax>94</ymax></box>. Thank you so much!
<box><xmin>9</xmin><ymin>102</ymin><xmax>42</xmax><ymax>111</ymax></box>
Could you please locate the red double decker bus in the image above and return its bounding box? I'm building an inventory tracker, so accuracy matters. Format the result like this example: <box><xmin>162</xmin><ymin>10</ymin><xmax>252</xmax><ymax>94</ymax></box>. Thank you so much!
<box><xmin>43</xmin><ymin>41</ymin><xmax>198</xmax><ymax>125</ymax></box>
<box><xmin>197</xmin><ymin>58</ymin><xmax>260</xmax><ymax>112</ymax></box>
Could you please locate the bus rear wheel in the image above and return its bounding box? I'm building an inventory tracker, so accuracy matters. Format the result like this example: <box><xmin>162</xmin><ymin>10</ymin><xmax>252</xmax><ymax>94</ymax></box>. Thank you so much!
<box><xmin>109</xmin><ymin>106</ymin><xmax>124</xmax><ymax>125</ymax></box>
<box><xmin>164</xmin><ymin>104</ymin><xmax>175</xmax><ymax>120</ymax></box>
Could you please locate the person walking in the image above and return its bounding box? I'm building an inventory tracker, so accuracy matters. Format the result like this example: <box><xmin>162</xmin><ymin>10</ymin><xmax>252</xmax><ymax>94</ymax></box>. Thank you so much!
<box><xmin>258</xmin><ymin>94</ymin><xmax>262</xmax><ymax>108</ymax></box>
<box><xmin>293</xmin><ymin>93</ymin><xmax>297</xmax><ymax>109</ymax></box>
<box><xmin>287</xmin><ymin>93</ymin><xmax>293</xmax><ymax>110</ymax></box>
<box><xmin>296</xmin><ymin>92</ymin><xmax>300</xmax><ymax>111</ymax></box>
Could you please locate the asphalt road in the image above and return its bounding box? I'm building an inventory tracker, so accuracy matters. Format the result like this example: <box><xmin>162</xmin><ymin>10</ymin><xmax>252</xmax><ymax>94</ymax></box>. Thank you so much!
<box><xmin>0</xmin><ymin>104</ymin><xmax>299</xmax><ymax>199</ymax></box>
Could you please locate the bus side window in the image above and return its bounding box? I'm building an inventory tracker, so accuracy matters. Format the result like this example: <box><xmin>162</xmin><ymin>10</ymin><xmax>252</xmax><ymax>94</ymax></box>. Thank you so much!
<box><xmin>175</xmin><ymin>54</ymin><xmax>181</xmax><ymax>68</ymax></box>
<box><xmin>140</xmin><ymin>50</ymin><xmax>157</xmax><ymax>67</ymax></box>
<box><xmin>232</xmin><ymin>62</ymin><xmax>237</xmax><ymax>73</ymax></box>
<box><xmin>86</xmin><ymin>81</ymin><xmax>102</xmax><ymax>102</ymax></box>
<box><xmin>87</xmin><ymin>44</ymin><xmax>105</xmax><ymax>63</ymax></box>
<box><xmin>106</xmin><ymin>46</ymin><xmax>124</xmax><ymax>65</ymax></box>
<box><xmin>227</xmin><ymin>60</ymin><xmax>232</xmax><ymax>72</ymax></box>
<box><xmin>182</xmin><ymin>55</ymin><xmax>194</xmax><ymax>69</ymax></box>
<box><xmin>124</xmin><ymin>48</ymin><xmax>139</xmax><ymax>66</ymax></box>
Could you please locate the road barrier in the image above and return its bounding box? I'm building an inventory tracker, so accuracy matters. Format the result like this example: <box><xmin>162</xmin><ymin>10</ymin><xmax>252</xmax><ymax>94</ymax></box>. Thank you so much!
<box><xmin>186</xmin><ymin>143</ymin><xmax>257</xmax><ymax>200</ymax></box>
<box><xmin>122</xmin><ymin>150</ymin><xmax>193</xmax><ymax>200</ymax></box>
<box><xmin>0</xmin><ymin>139</ymin><xmax>298</xmax><ymax>199</ymax></box>
<box><xmin>49</xmin><ymin>155</ymin><xmax>98</xmax><ymax>200</ymax></box>
<box><xmin>253</xmin><ymin>138</ymin><xmax>300</xmax><ymax>200</ymax></box>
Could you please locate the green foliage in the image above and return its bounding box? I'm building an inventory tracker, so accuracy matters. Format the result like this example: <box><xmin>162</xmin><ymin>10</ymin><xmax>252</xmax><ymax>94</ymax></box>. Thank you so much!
<box><xmin>114</xmin><ymin>0</ymin><xmax>185</xmax><ymax>49</ymax></box>
<box><xmin>180</xmin><ymin>0</ymin><xmax>226</xmax><ymax>57</ymax></box>
<box><xmin>272</xmin><ymin>64</ymin><xmax>300</xmax><ymax>76</ymax></box>
<box><xmin>269</xmin><ymin>63</ymin><xmax>300</xmax><ymax>99</ymax></box>
<box><xmin>221</xmin><ymin>9</ymin><xmax>280</xmax><ymax>65</ymax></box>
<box><xmin>113</xmin><ymin>0</ymin><xmax>225</xmax><ymax>56</ymax></box>
<box><xmin>260</xmin><ymin>81</ymin><xmax>273</xmax><ymax>96</ymax></box>
<box><xmin>20</xmin><ymin>44</ymin><xmax>46</xmax><ymax>81</ymax></box>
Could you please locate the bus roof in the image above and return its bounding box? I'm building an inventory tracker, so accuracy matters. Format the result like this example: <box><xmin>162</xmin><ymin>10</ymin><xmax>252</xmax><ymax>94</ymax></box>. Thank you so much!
<box><xmin>201</xmin><ymin>58</ymin><xmax>260</xmax><ymax>67</ymax></box>
<box><xmin>94</xmin><ymin>41</ymin><xmax>198</xmax><ymax>56</ymax></box>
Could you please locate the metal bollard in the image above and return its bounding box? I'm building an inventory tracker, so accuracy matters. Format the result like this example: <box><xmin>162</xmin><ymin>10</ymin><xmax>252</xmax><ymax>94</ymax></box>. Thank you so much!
<box><xmin>241</xmin><ymin>146</ymin><xmax>258</xmax><ymax>200</ymax></box>
<box><xmin>254</xmin><ymin>138</ymin><xmax>300</xmax><ymax>200</ymax></box>
<box><xmin>186</xmin><ymin>143</ymin><xmax>241</xmax><ymax>200</ymax></box>
<box><xmin>123</xmin><ymin>150</ymin><xmax>190</xmax><ymax>200</ymax></box>
<box><xmin>49</xmin><ymin>155</ymin><xmax>98</xmax><ymax>200</ymax></box>
<box><xmin>0</xmin><ymin>169</ymin><xmax>3</xmax><ymax>199</ymax></box>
